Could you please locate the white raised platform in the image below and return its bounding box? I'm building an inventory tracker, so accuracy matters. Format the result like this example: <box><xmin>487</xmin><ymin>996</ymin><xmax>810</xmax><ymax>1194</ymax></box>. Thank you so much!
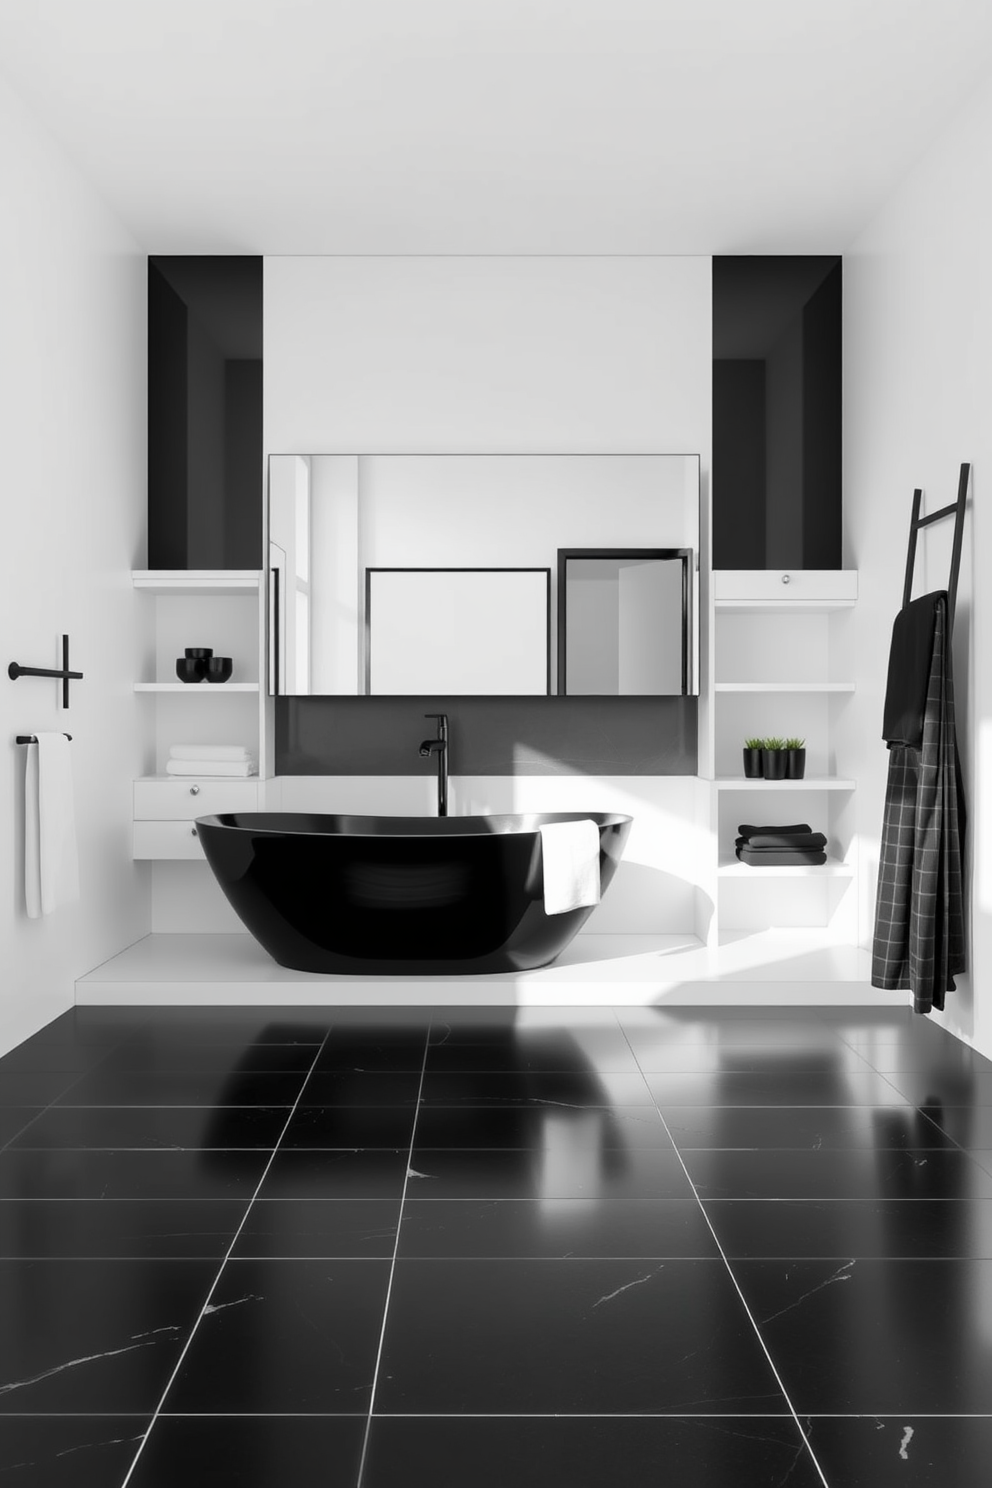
<box><xmin>75</xmin><ymin>932</ymin><xmax>905</xmax><ymax>1008</ymax></box>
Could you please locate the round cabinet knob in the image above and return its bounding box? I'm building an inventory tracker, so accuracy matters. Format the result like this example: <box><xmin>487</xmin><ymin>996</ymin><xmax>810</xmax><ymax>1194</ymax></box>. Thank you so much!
<box><xmin>189</xmin><ymin>785</ymin><xmax>200</xmax><ymax>796</ymax></box>
<box><xmin>190</xmin><ymin>827</ymin><xmax>198</xmax><ymax>837</ymax></box>
<box><xmin>781</xmin><ymin>573</ymin><xmax>791</xmax><ymax>585</ymax></box>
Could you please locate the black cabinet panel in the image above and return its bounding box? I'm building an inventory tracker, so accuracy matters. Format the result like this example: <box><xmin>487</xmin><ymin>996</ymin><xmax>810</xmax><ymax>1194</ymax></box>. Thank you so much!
<box><xmin>147</xmin><ymin>257</ymin><xmax>262</xmax><ymax>569</ymax></box>
<box><xmin>713</xmin><ymin>256</ymin><xmax>842</xmax><ymax>570</ymax></box>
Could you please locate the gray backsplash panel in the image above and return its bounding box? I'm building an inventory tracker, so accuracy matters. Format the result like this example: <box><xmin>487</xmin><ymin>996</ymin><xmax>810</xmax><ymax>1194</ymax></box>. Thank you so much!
<box><xmin>276</xmin><ymin>697</ymin><xmax>697</xmax><ymax>776</ymax></box>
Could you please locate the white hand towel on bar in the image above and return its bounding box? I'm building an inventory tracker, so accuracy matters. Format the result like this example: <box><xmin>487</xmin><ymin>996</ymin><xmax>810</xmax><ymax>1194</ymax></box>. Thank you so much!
<box><xmin>539</xmin><ymin>819</ymin><xmax>601</xmax><ymax>915</ymax></box>
<box><xmin>24</xmin><ymin>733</ymin><xmax>79</xmax><ymax>918</ymax></box>
<box><xmin>170</xmin><ymin>744</ymin><xmax>252</xmax><ymax>762</ymax></box>
<box><xmin>166</xmin><ymin>759</ymin><xmax>256</xmax><ymax>778</ymax></box>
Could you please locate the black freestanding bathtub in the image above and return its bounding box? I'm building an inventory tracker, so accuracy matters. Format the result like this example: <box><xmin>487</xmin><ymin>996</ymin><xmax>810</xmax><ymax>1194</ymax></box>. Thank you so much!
<box><xmin>195</xmin><ymin>811</ymin><xmax>632</xmax><ymax>974</ymax></box>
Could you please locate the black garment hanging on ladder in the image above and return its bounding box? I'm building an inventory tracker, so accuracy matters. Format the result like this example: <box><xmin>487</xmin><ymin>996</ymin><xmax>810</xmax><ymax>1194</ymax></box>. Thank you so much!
<box><xmin>871</xmin><ymin>465</ymin><xmax>968</xmax><ymax>1013</ymax></box>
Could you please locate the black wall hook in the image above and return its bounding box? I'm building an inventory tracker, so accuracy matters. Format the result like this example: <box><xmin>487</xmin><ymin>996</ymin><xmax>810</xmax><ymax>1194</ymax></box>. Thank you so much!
<box><xmin>7</xmin><ymin>636</ymin><xmax>83</xmax><ymax>708</ymax></box>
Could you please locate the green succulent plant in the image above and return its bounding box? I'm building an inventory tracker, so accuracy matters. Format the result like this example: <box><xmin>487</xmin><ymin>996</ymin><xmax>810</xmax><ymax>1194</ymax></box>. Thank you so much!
<box><xmin>784</xmin><ymin>737</ymin><xmax>806</xmax><ymax>750</ymax></box>
<box><xmin>763</xmin><ymin>736</ymin><xmax>785</xmax><ymax>751</ymax></box>
<box><xmin>743</xmin><ymin>737</ymin><xmax>765</xmax><ymax>750</ymax></box>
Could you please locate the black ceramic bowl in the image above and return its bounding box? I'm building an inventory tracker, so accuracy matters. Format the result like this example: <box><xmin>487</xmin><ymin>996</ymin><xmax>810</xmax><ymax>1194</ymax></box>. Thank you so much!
<box><xmin>204</xmin><ymin>656</ymin><xmax>233</xmax><ymax>683</ymax></box>
<box><xmin>176</xmin><ymin>657</ymin><xmax>205</xmax><ymax>683</ymax></box>
<box><xmin>185</xmin><ymin>647</ymin><xmax>213</xmax><ymax>659</ymax></box>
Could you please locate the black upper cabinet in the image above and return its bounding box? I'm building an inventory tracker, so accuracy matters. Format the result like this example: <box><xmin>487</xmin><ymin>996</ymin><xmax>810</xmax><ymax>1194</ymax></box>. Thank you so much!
<box><xmin>148</xmin><ymin>256</ymin><xmax>263</xmax><ymax>569</ymax></box>
<box><xmin>712</xmin><ymin>256</ymin><xmax>842</xmax><ymax>570</ymax></box>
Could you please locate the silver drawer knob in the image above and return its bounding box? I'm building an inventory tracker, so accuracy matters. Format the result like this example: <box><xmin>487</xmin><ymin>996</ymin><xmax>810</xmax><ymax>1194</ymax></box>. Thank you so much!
<box><xmin>189</xmin><ymin>785</ymin><xmax>200</xmax><ymax>796</ymax></box>
<box><xmin>781</xmin><ymin>573</ymin><xmax>791</xmax><ymax>584</ymax></box>
<box><xmin>191</xmin><ymin>827</ymin><xmax>197</xmax><ymax>837</ymax></box>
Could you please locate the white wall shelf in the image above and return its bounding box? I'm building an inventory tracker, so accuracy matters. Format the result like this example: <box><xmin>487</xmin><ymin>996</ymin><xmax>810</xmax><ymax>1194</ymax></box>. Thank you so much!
<box><xmin>134</xmin><ymin>682</ymin><xmax>260</xmax><ymax>693</ymax></box>
<box><xmin>133</xmin><ymin>570</ymin><xmax>261</xmax><ymax>596</ymax></box>
<box><xmin>714</xmin><ymin>599</ymin><xmax>856</xmax><ymax>614</ymax></box>
<box><xmin>713</xmin><ymin>681</ymin><xmax>855</xmax><ymax>693</ymax></box>
<box><xmin>718</xmin><ymin>858</ymin><xmax>854</xmax><ymax>878</ymax></box>
<box><xmin>713</xmin><ymin>777</ymin><xmax>856</xmax><ymax>791</ymax></box>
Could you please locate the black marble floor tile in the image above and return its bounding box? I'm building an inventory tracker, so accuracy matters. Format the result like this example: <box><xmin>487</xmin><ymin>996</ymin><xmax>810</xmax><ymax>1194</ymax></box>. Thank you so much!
<box><xmin>397</xmin><ymin>1198</ymin><xmax>721</xmax><ymax>1258</ymax></box>
<box><xmin>121</xmin><ymin>1014</ymin><xmax>329</xmax><ymax>1044</ymax></box>
<box><xmin>0</xmin><ymin>1109</ymin><xmax>39</xmax><ymax>1147</ymax></box>
<box><xmin>707</xmin><ymin>1199</ymin><xmax>992</xmax><ymax>1259</ymax></box>
<box><xmin>99</xmin><ymin>1043</ymin><xmax>318</xmax><ymax>1075</ymax></box>
<box><xmin>802</xmin><ymin>1415</ymin><xmax>992</xmax><ymax>1486</ymax></box>
<box><xmin>298</xmin><ymin>1073</ymin><xmax>421</xmax><ymax>1107</ymax></box>
<box><xmin>0</xmin><ymin>1199</ymin><xmax>245</xmax><ymax>1259</ymax></box>
<box><xmin>231</xmin><ymin>1199</ymin><xmax>400</xmax><ymax>1258</ymax></box>
<box><xmin>376</xmin><ymin>1258</ymin><xmax>788</xmax><ymax>1414</ymax></box>
<box><xmin>0</xmin><ymin>1043</ymin><xmax>116</xmax><ymax>1075</ymax></box>
<box><xmin>361</xmin><ymin>1416</ymin><xmax>823</xmax><ymax>1488</ymax></box>
<box><xmin>405</xmin><ymin>1147</ymin><xmax>697</xmax><ymax>1200</ymax></box>
<box><xmin>9</xmin><ymin>1106</ymin><xmax>289</xmax><ymax>1150</ymax></box>
<box><xmin>256</xmin><ymin>1149</ymin><xmax>409</xmax><ymax>1200</ymax></box>
<box><xmin>632</xmin><ymin>1045</ymin><xmax>873</xmax><ymax>1074</ymax></box>
<box><xmin>127</xmin><ymin>1416</ymin><xmax>365</xmax><ymax>1488</ymax></box>
<box><xmin>315</xmin><ymin>1037</ymin><xmax>427</xmax><ymax>1074</ymax></box>
<box><xmin>162</xmin><ymin>1258</ymin><xmax>389</xmax><ymax>1413</ymax></box>
<box><xmin>0</xmin><ymin>1149</ymin><xmax>268</xmax><ymax>1201</ymax></box>
<box><xmin>683</xmin><ymin>1148</ymin><xmax>992</xmax><ymax>1200</ymax></box>
<box><xmin>643</xmin><ymin>1070</ymin><xmax>906</xmax><ymax>1106</ymax></box>
<box><xmin>280</xmin><ymin>1104</ymin><xmax>416</xmax><ymax>1149</ymax></box>
<box><xmin>916</xmin><ymin>1105</ymin><xmax>992</xmax><ymax>1147</ymax></box>
<box><xmin>0</xmin><ymin>1416</ymin><xmax>147</xmax><ymax>1486</ymax></box>
<box><xmin>27</xmin><ymin>1009</ymin><xmax>151</xmax><ymax>1044</ymax></box>
<box><xmin>0</xmin><ymin>1073</ymin><xmax>85</xmax><ymax>1106</ymax></box>
<box><xmin>859</xmin><ymin>1046</ymin><xmax>992</xmax><ymax>1074</ymax></box>
<box><xmin>55</xmin><ymin>1070</ymin><xmax>306</xmax><ymax>1107</ymax></box>
<box><xmin>663</xmin><ymin>1104</ymin><xmax>953</xmax><ymax>1150</ymax></box>
<box><xmin>732</xmin><ymin>1258</ymin><xmax>992</xmax><ymax>1413</ymax></box>
<box><xmin>884</xmin><ymin>1071</ymin><xmax>992</xmax><ymax>1106</ymax></box>
<box><xmin>419</xmin><ymin>1071</ymin><xmax>652</xmax><ymax>1106</ymax></box>
<box><xmin>426</xmin><ymin>1029</ymin><xmax>639</xmax><ymax>1073</ymax></box>
<box><xmin>0</xmin><ymin>1259</ymin><xmax>214</xmax><ymax>1412</ymax></box>
<box><xmin>413</xmin><ymin>1103</ymin><xmax>673</xmax><ymax>1149</ymax></box>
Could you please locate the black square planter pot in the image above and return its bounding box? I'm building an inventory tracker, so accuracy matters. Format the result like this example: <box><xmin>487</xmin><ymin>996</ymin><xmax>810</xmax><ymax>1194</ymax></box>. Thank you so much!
<box><xmin>762</xmin><ymin>749</ymin><xmax>787</xmax><ymax>780</ymax></box>
<box><xmin>786</xmin><ymin>748</ymin><xmax>806</xmax><ymax>780</ymax></box>
<box><xmin>743</xmin><ymin>748</ymin><xmax>764</xmax><ymax>778</ymax></box>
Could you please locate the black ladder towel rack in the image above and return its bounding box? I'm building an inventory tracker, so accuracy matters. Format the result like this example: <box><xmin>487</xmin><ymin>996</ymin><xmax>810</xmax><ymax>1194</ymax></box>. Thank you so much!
<box><xmin>902</xmin><ymin>462</ymin><xmax>970</xmax><ymax>634</ymax></box>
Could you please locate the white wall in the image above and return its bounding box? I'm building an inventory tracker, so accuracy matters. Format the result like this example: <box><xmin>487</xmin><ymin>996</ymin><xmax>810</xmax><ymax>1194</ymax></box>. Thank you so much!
<box><xmin>0</xmin><ymin>76</ymin><xmax>148</xmax><ymax>1050</ymax></box>
<box><xmin>844</xmin><ymin>71</ymin><xmax>991</xmax><ymax>1052</ymax></box>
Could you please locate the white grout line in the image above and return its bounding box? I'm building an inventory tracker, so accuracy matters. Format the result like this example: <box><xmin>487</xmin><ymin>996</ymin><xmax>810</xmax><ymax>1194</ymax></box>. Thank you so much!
<box><xmin>118</xmin><ymin>1029</ymin><xmax>331</xmax><ymax>1486</ymax></box>
<box><xmin>613</xmin><ymin>1018</ymin><xmax>833</xmax><ymax>1488</ymax></box>
<box><xmin>355</xmin><ymin>1030</ymin><xmax>431</xmax><ymax>1488</ymax></box>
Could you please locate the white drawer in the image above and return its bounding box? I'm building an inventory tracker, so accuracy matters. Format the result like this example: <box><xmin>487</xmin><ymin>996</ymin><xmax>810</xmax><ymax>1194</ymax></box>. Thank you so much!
<box><xmin>133</xmin><ymin>820</ymin><xmax>207</xmax><ymax>860</ymax></box>
<box><xmin>134</xmin><ymin>779</ymin><xmax>260</xmax><ymax>820</ymax></box>
<box><xmin>713</xmin><ymin>570</ymin><xmax>858</xmax><ymax>602</ymax></box>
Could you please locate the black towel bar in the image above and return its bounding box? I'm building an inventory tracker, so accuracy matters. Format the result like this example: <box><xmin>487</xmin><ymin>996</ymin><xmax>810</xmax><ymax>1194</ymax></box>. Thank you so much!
<box><xmin>15</xmin><ymin>734</ymin><xmax>72</xmax><ymax>744</ymax></box>
<box><xmin>7</xmin><ymin>636</ymin><xmax>83</xmax><ymax>707</ymax></box>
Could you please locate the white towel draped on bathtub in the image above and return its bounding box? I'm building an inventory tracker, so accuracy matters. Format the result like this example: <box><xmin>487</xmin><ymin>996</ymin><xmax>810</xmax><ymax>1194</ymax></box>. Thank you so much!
<box><xmin>24</xmin><ymin>733</ymin><xmax>79</xmax><ymax>918</ymax></box>
<box><xmin>539</xmin><ymin>819</ymin><xmax>601</xmax><ymax>915</ymax></box>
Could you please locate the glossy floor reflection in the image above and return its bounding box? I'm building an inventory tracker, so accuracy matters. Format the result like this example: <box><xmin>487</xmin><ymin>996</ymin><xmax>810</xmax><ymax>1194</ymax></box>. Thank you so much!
<box><xmin>1</xmin><ymin>1004</ymin><xmax>991</xmax><ymax>1484</ymax></box>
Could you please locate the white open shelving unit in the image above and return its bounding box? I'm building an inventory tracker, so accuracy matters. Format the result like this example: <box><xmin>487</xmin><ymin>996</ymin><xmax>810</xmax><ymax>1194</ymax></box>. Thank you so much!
<box><xmin>131</xmin><ymin>570</ymin><xmax>273</xmax><ymax>864</ymax></box>
<box><xmin>701</xmin><ymin>569</ymin><xmax>861</xmax><ymax>965</ymax></box>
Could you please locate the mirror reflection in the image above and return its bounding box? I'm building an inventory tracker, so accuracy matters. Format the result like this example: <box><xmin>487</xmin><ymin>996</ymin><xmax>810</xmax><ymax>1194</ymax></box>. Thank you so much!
<box><xmin>268</xmin><ymin>453</ymin><xmax>699</xmax><ymax>697</ymax></box>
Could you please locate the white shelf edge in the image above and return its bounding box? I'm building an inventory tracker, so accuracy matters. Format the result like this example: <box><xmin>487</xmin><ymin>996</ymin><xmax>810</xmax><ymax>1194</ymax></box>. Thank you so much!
<box><xmin>134</xmin><ymin>683</ymin><xmax>260</xmax><ymax>693</ymax></box>
<box><xmin>713</xmin><ymin>777</ymin><xmax>856</xmax><ymax>790</ymax></box>
<box><xmin>718</xmin><ymin>858</ymin><xmax>855</xmax><ymax>879</ymax></box>
<box><xmin>713</xmin><ymin>682</ymin><xmax>855</xmax><ymax>693</ymax></box>
<box><xmin>133</xmin><ymin>569</ymin><xmax>262</xmax><ymax>595</ymax></box>
<box><xmin>714</xmin><ymin>599</ymin><xmax>856</xmax><ymax>612</ymax></box>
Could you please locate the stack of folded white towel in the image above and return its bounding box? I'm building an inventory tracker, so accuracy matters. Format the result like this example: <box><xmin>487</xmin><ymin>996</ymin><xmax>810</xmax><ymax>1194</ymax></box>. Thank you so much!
<box><xmin>166</xmin><ymin>744</ymin><xmax>256</xmax><ymax>778</ymax></box>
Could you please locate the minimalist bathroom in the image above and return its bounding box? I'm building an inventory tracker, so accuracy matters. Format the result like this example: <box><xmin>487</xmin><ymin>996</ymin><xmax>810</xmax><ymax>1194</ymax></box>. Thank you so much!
<box><xmin>2</xmin><ymin>4</ymin><xmax>992</xmax><ymax>1484</ymax></box>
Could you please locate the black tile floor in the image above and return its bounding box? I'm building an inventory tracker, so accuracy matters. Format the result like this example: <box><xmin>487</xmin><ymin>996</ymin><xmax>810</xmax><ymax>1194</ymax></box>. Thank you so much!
<box><xmin>1</xmin><ymin>1005</ymin><xmax>991</xmax><ymax>1484</ymax></box>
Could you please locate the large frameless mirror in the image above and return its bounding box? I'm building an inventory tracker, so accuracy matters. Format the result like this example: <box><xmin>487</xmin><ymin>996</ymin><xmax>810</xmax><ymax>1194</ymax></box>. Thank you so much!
<box><xmin>267</xmin><ymin>453</ymin><xmax>699</xmax><ymax>697</ymax></box>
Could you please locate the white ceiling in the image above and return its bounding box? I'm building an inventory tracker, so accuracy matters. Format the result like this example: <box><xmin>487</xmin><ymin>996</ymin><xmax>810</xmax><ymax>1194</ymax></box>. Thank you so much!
<box><xmin>3</xmin><ymin>0</ymin><xmax>992</xmax><ymax>254</ymax></box>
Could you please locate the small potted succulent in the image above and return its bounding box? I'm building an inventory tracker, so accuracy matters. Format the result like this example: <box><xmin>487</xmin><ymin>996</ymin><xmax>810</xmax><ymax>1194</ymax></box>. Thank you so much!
<box><xmin>762</xmin><ymin>736</ymin><xmax>787</xmax><ymax>780</ymax></box>
<box><xmin>743</xmin><ymin>737</ymin><xmax>764</xmax><ymax>778</ymax></box>
<box><xmin>785</xmin><ymin>736</ymin><xmax>806</xmax><ymax>780</ymax></box>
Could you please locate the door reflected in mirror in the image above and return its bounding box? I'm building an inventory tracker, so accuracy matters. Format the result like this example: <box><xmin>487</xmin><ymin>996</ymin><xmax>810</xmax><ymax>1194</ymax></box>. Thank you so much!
<box><xmin>268</xmin><ymin>453</ymin><xmax>699</xmax><ymax>697</ymax></box>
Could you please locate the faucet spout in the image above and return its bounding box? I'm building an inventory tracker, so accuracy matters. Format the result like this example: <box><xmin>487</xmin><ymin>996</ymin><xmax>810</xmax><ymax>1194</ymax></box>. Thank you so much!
<box><xmin>421</xmin><ymin>713</ymin><xmax>449</xmax><ymax>816</ymax></box>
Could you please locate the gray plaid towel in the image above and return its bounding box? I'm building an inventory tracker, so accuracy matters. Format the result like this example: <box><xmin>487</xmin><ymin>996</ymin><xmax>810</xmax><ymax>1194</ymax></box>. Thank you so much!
<box><xmin>872</xmin><ymin>596</ymin><xmax>966</xmax><ymax>1012</ymax></box>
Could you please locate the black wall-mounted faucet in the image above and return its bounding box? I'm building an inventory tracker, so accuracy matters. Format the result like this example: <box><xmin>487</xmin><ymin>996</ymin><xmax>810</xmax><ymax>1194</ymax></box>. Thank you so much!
<box><xmin>418</xmin><ymin>712</ymin><xmax>449</xmax><ymax>817</ymax></box>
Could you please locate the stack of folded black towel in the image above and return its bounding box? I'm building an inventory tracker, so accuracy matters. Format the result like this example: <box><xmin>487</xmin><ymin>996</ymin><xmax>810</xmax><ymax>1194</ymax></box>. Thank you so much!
<box><xmin>736</xmin><ymin>822</ymin><xmax>828</xmax><ymax>867</ymax></box>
